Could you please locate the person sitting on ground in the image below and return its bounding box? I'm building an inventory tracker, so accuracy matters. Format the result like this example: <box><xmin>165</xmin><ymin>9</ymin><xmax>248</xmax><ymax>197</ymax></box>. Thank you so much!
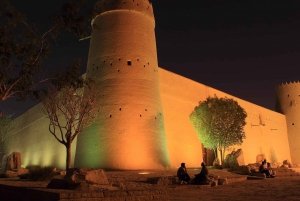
<box><xmin>259</xmin><ymin>160</ymin><xmax>273</xmax><ymax>178</ymax></box>
<box><xmin>177</xmin><ymin>162</ymin><xmax>190</xmax><ymax>184</ymax></box>
<box><xmin>267</xmin><ymin>162</ymin><xmax>276</xmax><ymax>177</ymax></box>
<box><xmin>194</xmin><ymin>162</ymin><xmax>209</xmax><ymax>184</ymax></box>
<box><xmin>263</xmin><ymin>159</ymin><xmax>267</xmax><ymax>168</ymax></box>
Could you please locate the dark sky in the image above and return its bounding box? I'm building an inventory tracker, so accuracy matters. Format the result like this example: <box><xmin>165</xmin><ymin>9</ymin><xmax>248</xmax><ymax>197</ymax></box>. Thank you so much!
<box><xmin>1</xmin><ymin>0</ymin><xmax>300</xmax><ymax>117</ymax></box>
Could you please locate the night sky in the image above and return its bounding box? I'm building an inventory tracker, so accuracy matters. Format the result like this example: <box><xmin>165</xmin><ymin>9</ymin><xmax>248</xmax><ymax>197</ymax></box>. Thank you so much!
<box><xmin>1</xmin><ymin>0</ymin><xmax>300</xmax><ymax>117</ymax></box>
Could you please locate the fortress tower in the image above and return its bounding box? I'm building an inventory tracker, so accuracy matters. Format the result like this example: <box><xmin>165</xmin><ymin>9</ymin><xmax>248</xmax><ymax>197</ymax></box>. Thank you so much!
<box><xmin>276</xmin><ymin>81</ymin><xmax>300</xmax><ymax>164</ymax></box>
<box><xmin>74</xmin><ymin>0</ymin><xmax>170</xmax><ymax>169</ymax></box>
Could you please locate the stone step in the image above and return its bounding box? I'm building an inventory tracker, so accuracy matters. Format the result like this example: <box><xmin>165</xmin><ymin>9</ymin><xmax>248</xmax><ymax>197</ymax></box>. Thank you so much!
<box><xmin>259</xmin><ymin>168</ymin><xmax>300</xmax><ymax>177</ymax></box>
<box><xmin>272</xmin><ymin>168</ymin><xmax>300</xmax><ymax>177</ymax></box>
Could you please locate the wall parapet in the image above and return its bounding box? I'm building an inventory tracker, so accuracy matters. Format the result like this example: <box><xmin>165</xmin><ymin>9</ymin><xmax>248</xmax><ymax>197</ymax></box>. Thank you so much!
<box><xmin>94</xmin><ymin>0</ymin><xmax>154</xmax><ymax>21</ymax></box>
<box><xmin>276</xmin><ymin>81</ymin><xmax>300</xmax><ymax>89</ymax></box>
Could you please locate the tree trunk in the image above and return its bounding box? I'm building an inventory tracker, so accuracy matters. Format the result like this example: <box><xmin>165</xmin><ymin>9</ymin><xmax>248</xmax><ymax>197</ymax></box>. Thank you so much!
<box><xmin>213</xmin><ymin>148</ymin><xmax>217</xmax><ymax>159</ymax></box>
<box><xmin>66</xmin><ymin>140</ymin><xmax>72</xmax><ymax>171</ymax></box>
<box><xmin>221</xmin><ymin>147</ymin><xmax>226</xmax><ymax>164</ymax></box>
<box><xmin>220</xmin><ymin>150</ymin><xmax>223</xmax><ymax>165</ymax></box>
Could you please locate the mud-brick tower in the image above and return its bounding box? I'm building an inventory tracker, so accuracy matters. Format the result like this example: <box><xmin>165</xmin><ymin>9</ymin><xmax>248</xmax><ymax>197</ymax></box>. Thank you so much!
<box><xmin>276</xmin><ymin>81</ymin><xmax>300</xmax><ymax>164</ymax></box>
<box><xmin>74</xmin><ymin>0</ymin><xmax>170</xmax><ymax>170</ymax></box>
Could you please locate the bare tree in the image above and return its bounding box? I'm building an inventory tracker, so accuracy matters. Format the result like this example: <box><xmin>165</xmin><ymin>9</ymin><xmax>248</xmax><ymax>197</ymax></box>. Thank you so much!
<box><xmin>36</xmin><ymin>64</ymin><xmax>101</xmax><ymax>170</ymax></box>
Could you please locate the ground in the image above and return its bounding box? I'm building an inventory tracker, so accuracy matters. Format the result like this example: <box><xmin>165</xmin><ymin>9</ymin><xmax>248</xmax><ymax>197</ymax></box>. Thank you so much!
<box><xmin>0</xmin><ymin>168</ymin><xmax>300</xmax><ymax>200</ymax></box>
<box><xmin>169</xmin><ymin>177</ymin><xmax>300</xmax><ymax>201</ymax></box>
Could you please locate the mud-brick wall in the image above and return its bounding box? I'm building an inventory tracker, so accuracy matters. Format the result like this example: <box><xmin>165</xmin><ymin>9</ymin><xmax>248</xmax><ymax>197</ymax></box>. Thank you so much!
<box><xmin>8</xmin><ymin>104</ymin><xmax>77</xmax><ymax>170</ymax></box>
<box><xmin>158</xmin><ymin>67</ymin><xmax>291</xmax><ymax>167</ymax></box>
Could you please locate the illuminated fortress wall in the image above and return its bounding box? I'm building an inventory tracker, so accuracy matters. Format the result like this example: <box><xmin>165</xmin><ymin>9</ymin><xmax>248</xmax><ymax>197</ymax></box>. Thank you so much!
<box><xmin>7</xmin><ymin>68</ymin><xmax>292</xmax><ymax>170</ymax></box>
<box><xmin>5</xmin><ymin>0</ymin><xmax>293</xmax><ymax>169</ymax></box>
<box><xmin>276</xmin><ymin>82</ymin><xmax>300</xmax><ymax>164</ymax></box>
<box><xmin>159</xmin><ymin>68</ymin><xmax>291</xmax><ymax>166</ymax></box>
<box><xmin>7</xmin><ymin>104</ymin><xmax>77</xmax><ymax>169</ymax></box>
<box><xmin>74</xmin><ymin>0</ymin><xmax>171</xmax><ymax>170</ymax></box>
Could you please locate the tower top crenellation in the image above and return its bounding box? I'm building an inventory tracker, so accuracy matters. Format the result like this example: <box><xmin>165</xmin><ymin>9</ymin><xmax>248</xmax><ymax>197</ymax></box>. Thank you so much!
<box><xmin>94</xmin><ymin>0</ymin><xmax>154</xmax><ymax>21</ymax></box>
<box><xmin>276</xmin><ymin>81</ymin><xmax>300</xmax><ymax>89</ymax></box>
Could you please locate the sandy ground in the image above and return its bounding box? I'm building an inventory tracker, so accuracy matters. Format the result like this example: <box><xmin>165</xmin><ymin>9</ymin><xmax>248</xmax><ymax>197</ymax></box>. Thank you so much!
<box><xmin>169</xmin><ymin>177</ymin><xmax>300</xmax><ymax>201</ymax></box>
<box><xmin>106</xmin><ymin>168</ymin><xmax>300</xmax><ymax>201</ymax></box>
<box><xmin>1</xmin><ymin>168</ymin><xmax>300</xmax><ymax>200</ymax></box>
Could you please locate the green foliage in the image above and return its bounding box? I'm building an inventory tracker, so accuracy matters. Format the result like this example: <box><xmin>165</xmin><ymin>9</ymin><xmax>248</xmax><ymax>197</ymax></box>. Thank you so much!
<box><xmin>0</xmin><ymin>0</ymin><xmax>92</xmax><ymax>102</ymax></box>
<box><xmin>25</xmin><ymin>165</ymin><xmax>56</xmax><ymax>181</ymax></box>
<box><xmin>190</xmin><ymin>95</ymin><xmax>247</xmax><ymax>162</ymax></box>
<box><xmin>52</xmin><ymin>60</ymin><xmax>85</xmax><ymax>90</ymax></box>
<box><xmin>0</xmin><ymin>0</ymin><xmax>48</xmax><ymax>101</ymax></box>
<box><xmin>0</xmin><ymin>113</ymin><xmax>14</xmax><ymax>154</ymax></box>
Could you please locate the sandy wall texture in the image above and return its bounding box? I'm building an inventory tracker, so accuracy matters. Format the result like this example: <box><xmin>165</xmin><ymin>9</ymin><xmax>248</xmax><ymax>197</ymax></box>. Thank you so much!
<box><xmin>276</xmin><ymin>82</ymin><xmax>300</xmax><ymax>164</ymax></box>
<box><xmin>158</xmin><ymin>68</ymin><xmax>291</xmax><ymax>167</ymax></box>
<box><xmin>7</xmin><ymin>67</ymin><xmax>292</xmax><ymax>169</ymax></box>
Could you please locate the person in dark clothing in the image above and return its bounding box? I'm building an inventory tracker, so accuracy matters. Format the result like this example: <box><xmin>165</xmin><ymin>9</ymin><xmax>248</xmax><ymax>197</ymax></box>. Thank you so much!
<box><xmin>267</xmin><ymin>162</ymin><xmax>275</xmax><ymax>177</ymax></box>
<box><xmin>259</xmin><ymin>160</ymin><xmax>273</xmax><ymax>177</ymax></box>
<box><xmin>194</xmin><ymin>162</ymin><xmax>209</xmax><ymax>184</ymax></box>
<box><xmin>177</xmin><ymin>162</ymin><xmax>190</xmax><ymax>183</ymax></box>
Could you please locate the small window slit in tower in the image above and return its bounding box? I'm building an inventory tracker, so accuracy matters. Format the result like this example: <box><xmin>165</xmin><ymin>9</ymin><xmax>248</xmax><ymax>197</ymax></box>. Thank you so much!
<box><xmin>127</xmin><ymin>60</ymin><xmax>132</xmax><ymax>66</ymax></box>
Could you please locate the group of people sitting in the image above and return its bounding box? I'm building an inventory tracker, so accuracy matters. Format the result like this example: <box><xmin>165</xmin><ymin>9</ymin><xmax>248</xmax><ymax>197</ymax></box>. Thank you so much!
<box><xmin>177</xmin><ymin>158</ymin><xmax>276</xmax><ymax>185</ymax></box>
<box><xmin>177</xmin><ymin>162</ymin><xmax>211</xmax><ymax>185</ymax></box>
<box><xmin>259</xmin><ymin>159</ymin><xmax>276</xmax><ymax>178</ymax></box>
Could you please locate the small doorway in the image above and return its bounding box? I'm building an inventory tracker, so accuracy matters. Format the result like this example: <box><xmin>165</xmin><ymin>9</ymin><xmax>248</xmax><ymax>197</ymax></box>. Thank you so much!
<box><xmin>202</xmin><ymin>144</ymin><xmax>216</xmax><ymax>166</ymax></box>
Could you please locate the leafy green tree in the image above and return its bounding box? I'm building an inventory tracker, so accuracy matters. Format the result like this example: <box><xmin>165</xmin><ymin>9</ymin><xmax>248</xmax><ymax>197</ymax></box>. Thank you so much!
<box><xmin>35</xmin><ymin>63</ymin><xmax>101</xmax><ymax>170</ymax></box>
<box><xmin>0</xmin><ymin>113</ymin><xmax>14</xmax><ymax>155</ymax></box>
<box><xmin>189</xmin><ymin>95</ymin><xmax>247</xmax><ymax>163</ymax></box>
<box><xmin>0</xmin><ymin>0</ymin><xmax>91</xmax><ymax>102</ymax></box>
